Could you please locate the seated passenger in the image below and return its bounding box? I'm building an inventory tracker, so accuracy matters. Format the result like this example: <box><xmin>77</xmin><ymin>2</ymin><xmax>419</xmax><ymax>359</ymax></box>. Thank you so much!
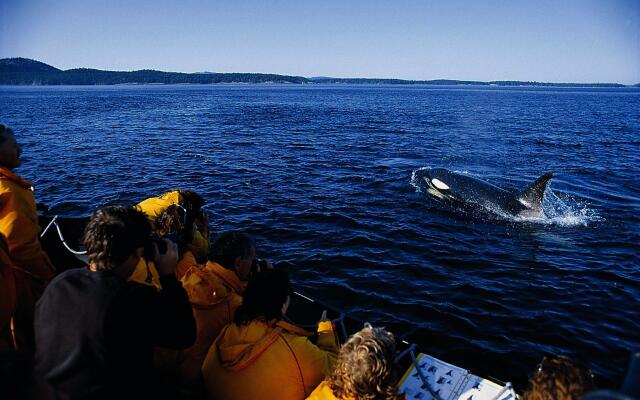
<box><xmin>33</xmin><ymin>206</ymin><xmax>196</xmax><ymax>400</ymax></box>
<box><xmin>131</xmin><ymin>190</ymin><xmax>209</xmax><ymax>288</ymax></box>
<box><xmin>523</xmin><ymin>355</ymin><xmax>595</xmax><ymax>400</ymax></box>
<box><xmin>177</xmin><ymin>232</ymin><xmax>266</xmax><ymax>383</ymax></box>
<box><xmin>307</xmin><ymin>325</ymin><xmax>404</xmax><ymax>400</ymax></box>
<box><xmin>202</xmin><ymin>269</ymin><xmax>339</xmax><ymax>400</ymax></box>
<box><xmin>0</xmin><ymin>124</ymin><xmax>55</xmax><ymax>351</ymax></box>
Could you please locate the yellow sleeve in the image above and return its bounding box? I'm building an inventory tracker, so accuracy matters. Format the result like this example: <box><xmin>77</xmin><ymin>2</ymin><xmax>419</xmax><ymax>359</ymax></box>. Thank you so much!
<box><xmin>288</xmin><ymin>335</ymin><xmax>339</xmax><ymax>397</ymax></box>
<box><xmin>128</xmin><ymin>257</ymin><xmax>162</xmax><ymax>290</ymax></box>
<box><xmin>0</xmin><ymin>189</ymin><xmax>54</xmax><ymax>279</ymax></box>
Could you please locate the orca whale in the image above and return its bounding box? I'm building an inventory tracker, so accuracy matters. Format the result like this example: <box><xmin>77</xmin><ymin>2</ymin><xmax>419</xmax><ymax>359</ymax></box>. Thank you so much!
<box><xmin>414</xmin><ymin>168</ymin><xmax>554</xmax><ymax>217</ymax></box>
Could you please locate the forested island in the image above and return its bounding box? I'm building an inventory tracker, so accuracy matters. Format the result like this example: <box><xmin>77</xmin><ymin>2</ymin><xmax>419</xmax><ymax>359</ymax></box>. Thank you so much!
<box><xmin>0</xmin><ymin>58</ymin><xmax>634</xmax><ymax>87</ymax></box>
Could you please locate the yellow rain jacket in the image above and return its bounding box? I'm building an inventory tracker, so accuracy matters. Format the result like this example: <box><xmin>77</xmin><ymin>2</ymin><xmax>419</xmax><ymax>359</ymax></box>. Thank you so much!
<box><xmin>178</xmin><ymin>261</ymin><xmax>245</xmax><ymax>381</ymax></box>
<box><xmin>306</xmin><ymin>381</ymin><xmax>355</xmax><ymax>400</ymax></box>
<box><xmin>0</xmin><ymin>167</ymin><xmax>54</xmax><ymax>280</ymax></box>
<box><xmin>128</xmin><ymin>250</ymin><xmax>197</xmax><ymax>290</ymax></box>
<box><xmin>176</xmin><ymin>250</ymin><xmax>197</xmax><ymax>281</ymax></box>
<box><xmin>136</xmin><ymin>190</ymin><xmax>209</xmax><ymax>262</ymax></box>
<box><xmin>136</xmin><ymin>190</ymin><xmax>182</xmax><ymax>223</ymax></box>
<box><xmin>202</xmin><ymin>319</ymin><xmax>339</xmax><ymax>400</ymax></box>
<box><xmin>128</xmin><ymin>257</ymin><xmax>161</xmax><ymax>289</ymax></box>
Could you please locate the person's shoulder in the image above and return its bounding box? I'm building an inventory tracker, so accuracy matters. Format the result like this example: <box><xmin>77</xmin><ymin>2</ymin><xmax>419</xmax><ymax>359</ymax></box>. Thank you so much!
<box><xmin>182</xmin><ymin>266</ymin><xmax>231</xmax><ymax>305</ymax></box>
<box><xmin>50</xmin><ymin>268</ymin><xmax>124</xmax><ymax>290</ymax></box>
<box><xmin>278</xmin><ymin>320</ymin><xmax>313</xmax><ymax>337</ymax></box>
<box><xmin>306</xmin><ymin>381</ymin><xmax>340</xmax><ymax>400</ymax></box>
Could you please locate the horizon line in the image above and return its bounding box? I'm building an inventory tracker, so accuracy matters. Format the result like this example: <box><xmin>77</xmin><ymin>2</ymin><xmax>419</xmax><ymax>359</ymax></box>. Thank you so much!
<box><xmin>1</xmin><ymin>57</ymin><xmax>638</xmax><ymax>86</ymax></box>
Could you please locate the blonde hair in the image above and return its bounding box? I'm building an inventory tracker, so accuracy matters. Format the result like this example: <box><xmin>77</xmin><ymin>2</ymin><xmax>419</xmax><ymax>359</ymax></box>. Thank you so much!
<box><xmin>328</xmin><ymin>326</ymin><xmax>405</xmax><ymax>400</ymax></box>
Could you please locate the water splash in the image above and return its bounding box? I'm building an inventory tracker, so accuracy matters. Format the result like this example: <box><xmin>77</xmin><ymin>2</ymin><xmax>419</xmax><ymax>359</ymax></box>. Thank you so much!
<box><xmin>486</xmin><ymin>189</ymin><xmax>602</xmax><ymax>227</ymax></box>
<box><xmin>539</xmin><ymin>189</ymin><xmax>603</xmax><ymax>227</ymax></box>
<box><xmin>410</xmin><ymin>167</ymin><xmax>429</xmax><ymax>193</ymax></box>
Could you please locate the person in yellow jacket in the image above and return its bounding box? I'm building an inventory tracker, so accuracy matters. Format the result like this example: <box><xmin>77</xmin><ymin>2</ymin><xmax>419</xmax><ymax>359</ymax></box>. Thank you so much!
<box><xmin>136</xmin><ymin>189</ymin><xmax>209</xmax><ymax>262</ymax></box>
<box><xmin>177</xmin><ymin>232</ymin><xmax>267</xmax><ymax>387</ymax></box>
<box><xmin>306</xmin><ymin>325</ymin><xmax>405</xmax><ymax>400</ymax></box>
<box><xmin>0</xmin><ymin>124</ymin><xmax>55</xmax><ymax>351</ymax></box>
<box><xmin>132</xmin><ymin>190</ymin><xmax>209</xmax><ymax>289</ymax></box>
<box><xmin>202</xmin><ymin>269</ymin><xmax>339</xmax><ymax>400</ymax></box>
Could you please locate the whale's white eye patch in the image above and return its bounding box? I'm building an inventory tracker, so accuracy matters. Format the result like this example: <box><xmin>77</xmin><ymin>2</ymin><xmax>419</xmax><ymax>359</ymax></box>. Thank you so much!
<box><xmin>431</xmin><ymin>178</ymin><xmax>449</xmax><ymax>190</ymax></box>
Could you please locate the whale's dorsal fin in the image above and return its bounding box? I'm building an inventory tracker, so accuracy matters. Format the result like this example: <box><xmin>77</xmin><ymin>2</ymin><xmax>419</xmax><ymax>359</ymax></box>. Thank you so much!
<box><xmin>518</xmin><ymin>172</ymin><xmax>554</xmax><ymax>210</ymax></box>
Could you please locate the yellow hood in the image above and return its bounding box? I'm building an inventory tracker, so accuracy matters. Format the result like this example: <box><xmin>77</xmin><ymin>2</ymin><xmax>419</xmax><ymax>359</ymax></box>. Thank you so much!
<box><xmin>204</xmin><ymin>261</ymin><xmax>245</xmax><ymax>295</ymax></box>
<box><xmin>216</xmin><ymin>320</ymin><xmax>312</xmax><ymax>372</ymax></box>
<box><xmin>181</xmin><ymin>264</ymin><xmax>234</xmax><ymax>307</ymax></box>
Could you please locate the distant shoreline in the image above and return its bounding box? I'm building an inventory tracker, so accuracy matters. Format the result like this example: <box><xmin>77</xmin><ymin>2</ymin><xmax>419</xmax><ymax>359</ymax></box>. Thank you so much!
<box><xmin>1</xmin><ymin>57</ymin><xmax>638</xmax><ymax>88</ymax></box>
<box><xmin>3</xmin><ymin>82</ymin><xmax>638</xmax><ymax>90</ymax></box>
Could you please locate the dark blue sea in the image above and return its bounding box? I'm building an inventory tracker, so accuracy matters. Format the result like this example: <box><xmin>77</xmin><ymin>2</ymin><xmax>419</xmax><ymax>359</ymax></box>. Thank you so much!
<box><xmin>1</xmin><ymin>84</ymin><xmax>639</xmax><ymax>388</ymax></box>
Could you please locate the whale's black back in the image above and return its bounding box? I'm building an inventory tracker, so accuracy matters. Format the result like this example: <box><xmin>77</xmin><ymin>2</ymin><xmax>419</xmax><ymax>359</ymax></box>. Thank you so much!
<box><xmin>426</xmin><ymin>169</ymin><xmax>524</xmax><ymax>213</ymax></box>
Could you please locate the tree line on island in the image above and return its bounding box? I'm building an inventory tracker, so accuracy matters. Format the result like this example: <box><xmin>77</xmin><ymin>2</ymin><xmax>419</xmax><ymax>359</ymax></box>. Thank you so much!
<box><xmin>0</xmin><ymin>58</ymin><xmax>635</xmax><ymax>87</ymax></box>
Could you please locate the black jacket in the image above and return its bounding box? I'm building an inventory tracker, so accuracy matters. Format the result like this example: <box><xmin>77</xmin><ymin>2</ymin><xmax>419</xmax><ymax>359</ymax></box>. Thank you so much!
<box><xmin>34</xmin><ymin>267</ymin><xmax>196</xmax><ymax>400</ymax></box>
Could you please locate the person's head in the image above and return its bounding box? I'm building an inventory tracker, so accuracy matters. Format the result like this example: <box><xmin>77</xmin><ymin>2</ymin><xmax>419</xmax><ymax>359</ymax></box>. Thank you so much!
<box><xmin>523</xmin><ymin>355</ymin><xmax>595</xmax><ymax>400</ymax></box>
<box><xmin>234</xmin><ymin>269</ymin><xmax>291</xmax><ymax>325</ymax></box>
<box><xmin>210</xmin><ymin>231</ymin><xmax>255</xmax><ymax>281</ymax></box>
<box><xmin>0</xmin><ymin>124</ymin><xmax>22</xmax><ymax>170</ymax></box>
<box><xmin>154</xmin><ymin>204</ymin><xmax>191</xmax><ymax>254</ymax></box>
<box><xmin>84</xmin><ymin>206</ymin><xmax>151</xmax><ymax>276</ymax></box>
<box><xmin>328</xmin><ymin>325</ymin><xmax>404</xmax><ymax>400</ymax></box>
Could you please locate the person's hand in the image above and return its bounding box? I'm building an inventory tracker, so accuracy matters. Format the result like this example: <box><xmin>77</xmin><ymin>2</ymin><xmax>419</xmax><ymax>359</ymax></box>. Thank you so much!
<box><xmin>317</xmin><ymin>310</ymin><xmax>333</xmax><ymax>333</ymax></box>
<box><xmin>154</xmin><ymin>239</ymin><xmax>179</xmax><ymax>275</ymax></box>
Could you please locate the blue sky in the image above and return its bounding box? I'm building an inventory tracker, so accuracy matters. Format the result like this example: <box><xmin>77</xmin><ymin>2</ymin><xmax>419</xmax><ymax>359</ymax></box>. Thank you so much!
<box><xmin>1</xmin><ymin>0</ymin><xmax>638</xmax><ymax>83</ymax></box>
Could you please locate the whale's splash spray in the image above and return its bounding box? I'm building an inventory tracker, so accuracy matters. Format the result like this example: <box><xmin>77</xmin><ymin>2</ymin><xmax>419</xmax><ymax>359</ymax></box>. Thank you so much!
<box><xmin>492</xmin><ymin>189</ymin><xmax>602</xmax><ymax>227</ymax></box>
<box><xmin>410</xmin><ymin>168</ymin><xmax>602</xmax><ymax>227</ymax></box>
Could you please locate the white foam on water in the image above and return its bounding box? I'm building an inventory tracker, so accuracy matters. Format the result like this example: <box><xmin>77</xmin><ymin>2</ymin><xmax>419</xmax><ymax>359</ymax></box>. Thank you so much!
<box><xmin>410</xmin><ymin>167</ymin><xmax>430</xmax><ymax>193</ymax></box>
<box><xmin>500</xmin><ymin>189</ymin><xmax>603</xmax><ymax>227</ymax></box>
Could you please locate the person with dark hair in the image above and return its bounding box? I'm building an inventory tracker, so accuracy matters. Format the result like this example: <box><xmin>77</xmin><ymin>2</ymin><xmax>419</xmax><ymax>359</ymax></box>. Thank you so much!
<box><xmin>137</xmin><ymin>190</ymin><xmax>209</xmax><ymax>260</ymax></box>
<box><xmin>154</xmin><ymin>204</ymin><xmax>195</xmax><ymax>279</ymax></box>
<box><xmin>130</xmin><ymin>190</ymin><xmax>209</xmax><ymax>289</ymax></box>
<box><xmin>202</xmin><ymin>269</ymin><xmax>339</xmax><ymax>400</ymax></box>
<box><xmin>307</xmin><ymin>325</ymin><xmax>405</xmax><ymax>400</ymax></box>
<box><xmin>175</xmin><ymin>231</ymin><xmax>268</xmax><ymax>387</ymax></box>
<box><xmin>0</xmin><ymin>124</ymin><xmax>55</xmax><ymax>352</ymax></box>
<box><xmin>33</xmin><ymin>206</ymin><xmax>196</xmax><ymax>400</ymax></box>
<box><xmin>522</xmin><ymin>355</ymin><xmax>595</xmax><ymax>400</ymax></box>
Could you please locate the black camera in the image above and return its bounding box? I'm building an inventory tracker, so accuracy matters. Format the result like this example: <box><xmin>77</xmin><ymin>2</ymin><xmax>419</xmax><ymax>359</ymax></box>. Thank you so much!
<box><xmin>145</xmin><ymin>232</ymin><xmax>178</xmax><ymax>258</ymax></box>
<box><xmin>251</xmin><ymin>258</ymin><xmax>268</xmax><ymax>272</ymax></box>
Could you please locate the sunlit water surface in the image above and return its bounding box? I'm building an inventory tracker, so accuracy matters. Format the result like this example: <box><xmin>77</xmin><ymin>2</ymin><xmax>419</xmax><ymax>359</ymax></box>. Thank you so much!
<box><xmin>1</xmin><ymin>84</ymin><xmax>638</xmax><ymax>388</ymax></box>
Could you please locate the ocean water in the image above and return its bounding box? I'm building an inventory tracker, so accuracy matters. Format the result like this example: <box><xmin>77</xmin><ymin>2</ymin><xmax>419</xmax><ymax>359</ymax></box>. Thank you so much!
<box><xmin>1</xmin><ymin>84</ymin><xmax>639</xmax><ymax>388</ymax></box>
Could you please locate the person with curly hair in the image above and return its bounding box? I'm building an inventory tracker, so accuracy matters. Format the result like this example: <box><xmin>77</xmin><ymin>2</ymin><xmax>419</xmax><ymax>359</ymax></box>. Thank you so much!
<box><xmin>307</xmin><ymin>325</ymin><xmax>405</xmax><ymax>400</ymax></box>
<box><xmin>33</xmin><ymin>206</ymin><xmax>195</xmax><ymax>399</ymax></box>
<box><xmin>523</xmin><ymin>355</ymin><xmax>595</xmax><ymax>400</ymax></box>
